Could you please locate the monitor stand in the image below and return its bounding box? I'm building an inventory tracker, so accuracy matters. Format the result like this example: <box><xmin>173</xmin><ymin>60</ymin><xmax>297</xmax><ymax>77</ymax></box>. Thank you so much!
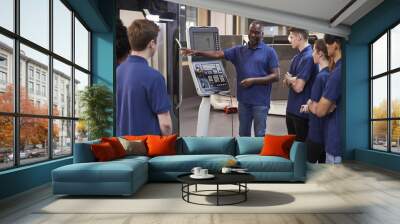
<box><xmin>196</xmin><ymin>97</ymin><xmax>210</xmax><ymax>136</ymax></box>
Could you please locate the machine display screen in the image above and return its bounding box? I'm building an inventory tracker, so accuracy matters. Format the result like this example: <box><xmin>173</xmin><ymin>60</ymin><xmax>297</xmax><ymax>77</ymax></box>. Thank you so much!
<box><xmin>192</xmin><ymin>32</ymin><xmax>216</xmax><ymax>51</ymax></box>
<box><xmin>201</xmin><ymin>64</ymin><xmax>216</xmax><ymax>70</ymax></box>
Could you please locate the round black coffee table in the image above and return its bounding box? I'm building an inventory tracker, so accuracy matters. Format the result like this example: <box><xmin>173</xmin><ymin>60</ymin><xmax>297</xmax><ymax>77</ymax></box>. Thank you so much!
<box><xmin>177</xmin><ymin>173</ymin><xmax>255</xmax><ymax>206</ymax></box>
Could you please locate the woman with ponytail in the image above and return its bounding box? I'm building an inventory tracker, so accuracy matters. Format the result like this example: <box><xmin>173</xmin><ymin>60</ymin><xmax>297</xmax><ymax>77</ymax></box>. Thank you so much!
<box><xmin>300</xmin><ymin>39</ymin><xmax>330</xmax><ymax>163</ymax></box>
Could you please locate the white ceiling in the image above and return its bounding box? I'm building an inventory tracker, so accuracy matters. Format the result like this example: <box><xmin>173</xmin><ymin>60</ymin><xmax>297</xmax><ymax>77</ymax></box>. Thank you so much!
<box><xmin>166</xmin><ymin>0</ymin><xmax>384</xmax><ymax>38</ymax></box>
<box><xmin>224</xmin><ymin>0</ymin><xmax>353</xmax><ymax>22</ymax></box>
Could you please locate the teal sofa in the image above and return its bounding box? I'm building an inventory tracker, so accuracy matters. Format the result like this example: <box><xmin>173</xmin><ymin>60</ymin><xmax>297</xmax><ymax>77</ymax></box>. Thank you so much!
<box><xmin>52</xmin><ymin>137</ymin><xmax>306</xmax><ymax>196</ymax></box>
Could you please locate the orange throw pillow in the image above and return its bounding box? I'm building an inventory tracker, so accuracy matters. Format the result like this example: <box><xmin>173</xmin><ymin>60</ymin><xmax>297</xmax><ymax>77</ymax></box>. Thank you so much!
<box><xmin>260</xmin><ymin>134</ymin><xmax>296</xmax><ymax>159</ymax></box>
<box><xmin>124</xmin><ymin>135</ymin><xmax>148</xmax><ymax>142</ymax></box>
<box><xmin>91</xmin><ymin>142</ymin><xmax>117</xmax><ymax>161</ymax></box>
<box><xmin>146</xmin><ymin>134</ymin><xmax>177</xmax><ymax>157</ymax></box>
<box><xmin>101</xmin><ymin>137</ymin><xmax>126</xmax><ymax>158</ymax></box>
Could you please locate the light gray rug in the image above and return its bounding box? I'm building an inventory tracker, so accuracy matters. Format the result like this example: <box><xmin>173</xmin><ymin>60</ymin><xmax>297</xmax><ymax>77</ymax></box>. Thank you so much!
<box><xmin>38</xmin><ymin>183</ymin><xmax>362</xmax><ymax>214</ymax></box>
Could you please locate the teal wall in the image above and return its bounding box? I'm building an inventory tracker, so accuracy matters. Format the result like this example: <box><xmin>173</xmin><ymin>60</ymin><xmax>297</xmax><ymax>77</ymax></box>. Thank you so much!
<box><xmin>66</xmin><ymin>0</ymin><xmax>110</xmax><ymax>32</ymax></box>
<box><xmin>0</xmin><ymin>0</ymin><xmax>116</xmax><ymax>200</ymax></box>
<box><xmin>91</xmin><ymin>0</ymin><xmax>115</xmax><ymax>136</ymax></box>
<box><xmin>92</xmin><ymin>0</ymin><xmax>115</xmax><ymax>88</ymax></box>
<box><xmin>355</xmin><ymin>149</ymin><xmax>400</xmax><ymax>172</ymax></box>
<box><xmin>0</xmin><ymin>158</ymin><xmax>72</xmax><ymax>199</ymax></box>
<box><xmin>345</xmin><ymin>0</ymin><xmax>400</xmax><ymax>170</ymax></box>
<box><xmin>92</xmin><ymin>32</ymin><xmax>114</xmax><ymax>87</ymax></box>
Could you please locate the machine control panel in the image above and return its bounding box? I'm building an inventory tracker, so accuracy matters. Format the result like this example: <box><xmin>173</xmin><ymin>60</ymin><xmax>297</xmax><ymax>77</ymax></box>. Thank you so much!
<box><xmin>187</xmin><ymin>27</ymin><xmax>230</xmax><ymax>96</ymax></box>
<box><xmin>192</xmin><ymin>61</ymin><xmax>229</xmax><ymax>92</ymax></box>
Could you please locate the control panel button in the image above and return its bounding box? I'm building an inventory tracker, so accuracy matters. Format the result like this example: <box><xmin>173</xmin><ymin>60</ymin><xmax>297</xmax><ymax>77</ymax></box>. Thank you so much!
<box><xmin>216</xmin><ymin>64</ymin><xmax>222</xmax><ymax>72</ymax></box>
<box><xmin>213</xmin><ymin>75</ymin><xmax>220</xmax><ymax>82</ymax></box>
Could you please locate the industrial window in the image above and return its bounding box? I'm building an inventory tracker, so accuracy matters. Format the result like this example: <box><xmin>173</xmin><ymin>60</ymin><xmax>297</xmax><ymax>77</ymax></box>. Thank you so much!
<box><xmin>370</xmin><ymin>22</ymin><xmax>400</xmax><ymax>154</ymax></box>
<box><xmin>0</xmin><ymin>0</ymin><xmax>91</xmax><ymax>171</ymax></box>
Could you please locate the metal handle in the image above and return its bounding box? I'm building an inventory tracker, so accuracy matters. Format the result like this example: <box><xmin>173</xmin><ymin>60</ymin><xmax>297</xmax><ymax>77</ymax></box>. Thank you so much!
<box><xmin>175</xmin><ymin>38</ymin><xmax>183</xmax><ymax>110</ymax></box>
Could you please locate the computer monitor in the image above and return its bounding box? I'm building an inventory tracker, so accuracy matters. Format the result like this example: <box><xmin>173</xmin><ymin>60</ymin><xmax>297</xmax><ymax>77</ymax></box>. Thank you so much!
<box><xmin>192</xmin><ymin>32</ymin><xmax>216</xmax><ymax>51</ymax></box>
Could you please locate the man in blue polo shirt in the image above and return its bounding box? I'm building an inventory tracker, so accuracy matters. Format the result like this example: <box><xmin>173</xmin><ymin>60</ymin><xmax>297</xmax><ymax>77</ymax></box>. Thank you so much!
<box><xmin>283</xmin><ymin>28</ymin><xmax>318</xmax><ymax>142</ymax></box>
<box><xmin>181</xmin><ymin>21</ymin><xmax>280</xmax><ymax>137</ymax></box>
<box><xmin>313</xmin><ymin>34</ymin><xmax>343</xmax><ymax>164</ymax></box>
<box><xmin>117</xmin><ymin>19</ymin><xmax>172</xmax><ymax>136</ymax></box>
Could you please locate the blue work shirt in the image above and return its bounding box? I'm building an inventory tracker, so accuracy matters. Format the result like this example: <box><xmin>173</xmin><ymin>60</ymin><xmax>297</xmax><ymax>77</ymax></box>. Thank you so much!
<box><xmin>116</xmin><ymin>55</ymin><xmax>171</xmax><ymax>136</ymax></box>
<box><xmin>307</xmin><ymin>67</ymin><xmax>329</xmax><ymax>144</ymax></box>
<box><xmin>287</xmin><ymin>45</ymin><xmax>318</xmax><ymax>119</ymax></box>
<box><xmin>224</xmin><ymin>42</ymin><xmax>279</xmax><ymax>107</ymax></box>
<box><xmin>323</xmin><ymin>59</ymin><xmax>342</xmax><ymax>156</ymax></box>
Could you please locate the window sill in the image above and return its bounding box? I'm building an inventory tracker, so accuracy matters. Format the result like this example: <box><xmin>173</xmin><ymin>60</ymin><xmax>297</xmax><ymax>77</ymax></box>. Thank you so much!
<box><xmin>0</xmin><ymin>156</ymin><xmax>72</xmax><ymax>176</ymax></box>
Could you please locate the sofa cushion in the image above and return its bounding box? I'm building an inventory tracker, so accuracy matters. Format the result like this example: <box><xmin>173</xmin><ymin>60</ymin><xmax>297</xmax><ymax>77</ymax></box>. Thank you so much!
<box><xmin>53</xmin><ymin>159</ymin><xmax>147</xmax><ymax>183</ymax></box>
<box><xmin>114</xmin><ymin>155</ymin><xmax>150</xmax><ymax>164</ymax></box>
<box><xmin>180</xmin><ymin>137</ymin><xmax>235</xmax><ymax>155</ymax></box>
<box><xmin>236</xmin><ymin>155</ymin><xmax>293</xmax><ymax>172</ymax></box>
<box><xmin>73</xmin><ymin>139</ymin><xmax>100</xmax><ymax>163</ymax></box>
<box><xmin>260</xmin><ymin>134</ymin><xmax>296</xmax><ymax>159</ymax></box>
<box><xmin>118</xmin><ymin>138</ymin><xmax>147</xmax><ymax>156</ymax></box>
<box><xmin>148</xmin><ymin>154</ymin><xmax>235</xmax><ymax>172</ymax></box>
<box><xmin>236</xmin><ymin>137</ymin><xmax>263</xmax><ymax>155</ymax></box>
<box><xmin>91</xmin><ymin>142</ymin><xmax>118</xmax><ymax>161</ymax></box>
<box><xmin>101</xmin><ymin>137</ymin><xmax>127</xmax><ymax>158</ymax></box>
<box><xmin>147</xmin><ymin>135</ymin><xmax>177</xmax><ymax>157</ymax></box>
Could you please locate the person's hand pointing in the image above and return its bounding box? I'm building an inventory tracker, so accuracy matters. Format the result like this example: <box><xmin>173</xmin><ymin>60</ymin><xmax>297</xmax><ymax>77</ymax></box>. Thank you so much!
<box><xmin>180</xmin><ymin>48</ymin><xmax>196</xmax><ymax>56</ymax></box>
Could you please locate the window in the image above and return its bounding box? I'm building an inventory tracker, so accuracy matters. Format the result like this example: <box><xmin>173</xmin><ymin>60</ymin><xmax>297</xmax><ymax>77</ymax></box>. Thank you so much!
<box><xmin>28</xmin><ymin>67</ymin><xmax>34</xmax><ymax>80</ymax></box>
<box><xmin>0</xmin><ymin>0</ymin><xmax>91</xmax><ymax>170</ymax></box>
<box><xmin>20</xmin><ymin>117</ymin><xmax>49</xmax><ymax>165</ymax></box>
<box><xmin>36</xmin><ymin>83</ymin><xmax>40</xmax><ymax>95</ymax></box>
<box><xmin>28</xmin><ymin>81</ymin><xmax>34</xmax><ymax>94</ymax></box>
<box><xmin>371</xmin><ymin>23</ymin><xmax>400</xmax><ymax>154</ymax></box>
<box><xmin>74</xmin><ymin>69</ymin><xmax>89</xmax><ymax>119</ymax></box>
<box><xmin>0</xmin><ymin>71</ymin><xmax>6</xmax><ymax>85</ymax></box>
<box><xmin>42</xmin><ymin>85</ymin><xmax>46</xmax><ymax>97</ymax></box>
<box><xmin>53</xmin><ymin>0</ymin><xmax>72</xmax><ymax>60</ymax></box>
<box><xmin>74</xmin><ymin>18</ymin><xmax>90</xmax><ymax>70</ymax></box>
<box><xmin>0</xmin><ymin>34</ymin><xmax>14</xmax><ymax>113</ymax></box>
<box><xmin>0</xmin><ymin>54</ymin><xmax>7</xmax><ymax>88</ymax></box>
<box><xmin>35</xmin><ymin>70</ymin><xmax>41</xmax><ymax>81</ymax></box>
<box><xmin>53</xmin><ymin>59</ymin><xmax>72</xmax><ymax>117</ymax></box>
<box><xmin>20</xmin><ymin>0</ymin><xmax>49</xmax><ymax>49</ymax></box>
<box><xmin>0</xmin><ymin>116</ymin><xmax>13</xmax><ymax>170</ymax></box>
<box><xmin>0</xmin><ymin>55</ymin><xmax>7</xmax><ymax>67</ymax></box>
<box><xmin>0</xmin><ymin>0</ymin><xmax>14</xmax><ymax>32</ymax></box>
<box><xmin>53</xmin><ymin>120</ymin><xmax>72</xmax><ymax>158</ymax></box>
<box><xmin>55</xmin><ymin>92</ymin><xmax>59</xmax><ymax>101</ymax></box>
<box><xmin>391</xmin><ymin>24</ymin><xmax>400</xmax><ymax>70</ymax></box>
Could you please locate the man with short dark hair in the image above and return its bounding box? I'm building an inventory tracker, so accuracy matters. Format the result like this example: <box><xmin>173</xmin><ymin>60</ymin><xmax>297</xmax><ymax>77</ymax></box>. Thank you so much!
<box><xmin>283</xmin><ymin>27</ymin><xmax>318</xmax><ymax>142</ymax></box>
<box><xmin>117</xmin><ymin>19</ymin><xmax>172</xmax><ymax>136</ymax></box>
<box><xmin>181</xmin><ymin>21</ymin><xmax>280</xmax><ymax>137</ymax></box>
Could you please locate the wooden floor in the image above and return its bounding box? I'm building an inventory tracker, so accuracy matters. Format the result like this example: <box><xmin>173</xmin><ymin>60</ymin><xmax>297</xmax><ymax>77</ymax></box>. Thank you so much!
<box><xmin>1</xmin><ymin>162</ymin><xmax>400</xmax><ymax>224</ymax></box>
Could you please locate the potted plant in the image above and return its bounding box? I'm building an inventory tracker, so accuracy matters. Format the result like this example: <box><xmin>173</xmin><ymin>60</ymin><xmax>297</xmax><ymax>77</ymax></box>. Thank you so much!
<box><xmin>79</xmin><ymin>84</ymin><xmax>113</xmax><ymax>140</ymax></box>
